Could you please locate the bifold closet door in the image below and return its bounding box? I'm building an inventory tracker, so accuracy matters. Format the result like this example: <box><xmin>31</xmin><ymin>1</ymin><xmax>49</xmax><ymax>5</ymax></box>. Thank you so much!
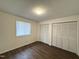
<box><xmin>52</xmin><ymin>21</ymin><xmax>77</xmax><ymax>53</ymax></box>
<box><xmin>40</xmin><ymin>24</ymin><xmax>49</xmax><ymax>44</ymax></box>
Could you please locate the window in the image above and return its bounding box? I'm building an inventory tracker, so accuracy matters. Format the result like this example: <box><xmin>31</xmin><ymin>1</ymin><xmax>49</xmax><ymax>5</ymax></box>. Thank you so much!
<box><xmin>16</xmin><ymin>21</ymin><xmax>31</xmax><ymax>36</ymax></box>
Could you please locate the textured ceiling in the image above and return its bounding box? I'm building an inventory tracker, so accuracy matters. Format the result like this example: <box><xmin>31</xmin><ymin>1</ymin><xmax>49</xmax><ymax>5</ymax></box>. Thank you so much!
<box><xmin>0</xmin><ymin>0</ymin><xmax>79</xmax><ymax>21</ymax></box>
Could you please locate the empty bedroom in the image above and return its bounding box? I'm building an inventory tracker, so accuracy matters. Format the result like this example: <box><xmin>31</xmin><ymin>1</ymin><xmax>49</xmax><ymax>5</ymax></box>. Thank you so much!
<box><xmin>0</xmin><ymin>0</ymin><xmax>79</xmax><ymax>59</ymax></box>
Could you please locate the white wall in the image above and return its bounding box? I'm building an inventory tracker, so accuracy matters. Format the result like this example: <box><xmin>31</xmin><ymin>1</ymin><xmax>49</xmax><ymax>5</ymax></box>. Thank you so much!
<box><xmin>39</xmin><ymin>15</ymin><xmax>79</xmax><ymax>56</ymax></box>
<box><xmin>0</xmin><ymin>11</ymin><xmax>38</xmax><ymax>54</ymax></box>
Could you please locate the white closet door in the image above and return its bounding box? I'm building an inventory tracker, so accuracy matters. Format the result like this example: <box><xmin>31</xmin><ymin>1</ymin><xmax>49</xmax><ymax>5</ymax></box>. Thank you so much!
<box><xmin>68</xmin><ymin>22</ymin><xmax>77</xmax><ymax>53</ymax></box>
<box><xmin>52</xmin><ymin>24</ymin><xmax>63</xmax><ymax>48</ymax></box>
<box><xmin>40</xmin><ymin>24</ymin><xmax>49</xmax><ymax>44</ymax></box>
<box><xmin>52</xmin><ymin>21</ymin><xmax>77</xmax><ymax>53</ymax></box>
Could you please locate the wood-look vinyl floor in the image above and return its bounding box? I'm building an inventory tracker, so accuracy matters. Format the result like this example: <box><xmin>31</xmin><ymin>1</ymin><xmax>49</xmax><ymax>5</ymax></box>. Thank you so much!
<box><xmin>0</xmin><ymin>41</ymin><xmax>79</xmax><ymax>59</ymax></box>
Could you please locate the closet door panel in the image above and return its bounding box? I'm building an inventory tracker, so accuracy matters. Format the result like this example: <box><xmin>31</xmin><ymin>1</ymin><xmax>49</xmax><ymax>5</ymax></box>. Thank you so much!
<box><xmin>52</xmin><ymin>24</ymin><xmax>63</xmax><ymax>48</ymax></box>
<box><xmin>61</xmin><ymin>22</ymin><xmax>72</xmax><ymax>51</ymax></box>
<box><xmin>40</xmin><ymin>24</ymin><xmax>49</xmax><ymax>44</ymax></box>
<box><xmin>56</xmin><ymin>24</ymin><xmax>63</xmax><ymax>48</ymax></box>
<box><xmin>52</xmin><ymin>24</ymin><xmax>57</xmax><ymax>47</ymax></box>
<box><xmin>68</xmin><ymin>22</ymin><xmax>77</xmax><ymax>53</ymax></box>
<box><xmin>52</xmin><ymin>21</ymin><xmax>77</xmax><ymax>53</ymax></box>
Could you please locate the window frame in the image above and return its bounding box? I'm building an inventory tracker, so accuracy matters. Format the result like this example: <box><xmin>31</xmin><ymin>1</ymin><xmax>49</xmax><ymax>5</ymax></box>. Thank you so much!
<box><xmin>16</xmin><ymin>20</ymin><xmax>32</xmax><ymax>37</ymax></box>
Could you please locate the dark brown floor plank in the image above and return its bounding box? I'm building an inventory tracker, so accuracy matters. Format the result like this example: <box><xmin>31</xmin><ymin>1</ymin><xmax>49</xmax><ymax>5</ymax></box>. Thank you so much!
<box><xmin>0</xmin><ymin>41</ymin><xmax>79</xmax><ymax>59</ymax></box>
